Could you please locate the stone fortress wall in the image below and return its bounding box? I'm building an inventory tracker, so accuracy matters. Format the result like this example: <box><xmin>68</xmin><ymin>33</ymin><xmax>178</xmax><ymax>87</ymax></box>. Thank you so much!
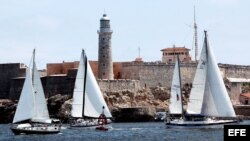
<box><xmin>1</xmin><ymin>62</ymin><xmax>250</xmax><ymax>100</ymax></box>
<box><xmin>98</xmin><ymin>79</ymin><xmax>141</xmax><ymax>93</ymax></box>
<box><xmin>122</xmin><ymin>62</ymin><xmax>197</xmax><ymax>88</ymax></box>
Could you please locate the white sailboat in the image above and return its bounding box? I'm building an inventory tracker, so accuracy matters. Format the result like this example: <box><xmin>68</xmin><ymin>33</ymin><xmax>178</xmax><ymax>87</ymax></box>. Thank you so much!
<box><xmin>70</xmin><ymin>49</ymin><xmax>112</xmax><ymax>129</ymax></box>
<box><xmin>166</xmin><ymin>31</ymin><xmax>239</xmax><ymax>126</ymax></box>
<box><xmin>10</xmin><ymin>49</ymin><xmax>61</xmax><ymax>135</ymax></box>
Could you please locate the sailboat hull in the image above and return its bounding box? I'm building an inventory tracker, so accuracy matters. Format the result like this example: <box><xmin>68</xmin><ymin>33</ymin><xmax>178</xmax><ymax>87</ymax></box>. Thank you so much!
<box><xmin>11</xmin><ymin>123</ymin><xmax>61</xmax><ymax>135</ymax></box>
<box><xmin>70</xmin><ymin>118</ymin><xmax>112</xmax><ymax>128</ymax></box>
<box><xmin>166</xmin><ymin>118</ymin><xmax>239</xmax><ymax>127</ymax></box>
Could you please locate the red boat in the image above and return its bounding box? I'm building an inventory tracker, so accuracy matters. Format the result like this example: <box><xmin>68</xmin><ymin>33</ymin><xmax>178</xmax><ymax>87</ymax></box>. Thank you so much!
<box><xmin>95</xmin><ymin>126</ymin><xmax>108</xmax><ymax>131</ymax></box>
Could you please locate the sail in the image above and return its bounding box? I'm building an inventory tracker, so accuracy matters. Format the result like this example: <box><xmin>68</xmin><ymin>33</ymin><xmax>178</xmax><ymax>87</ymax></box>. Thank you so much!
<box><xmin>71</xmin><ymin>51</ymin><xmax>85</xmax><ymax>117</ymax></box>
<box><xmin>201</xmin><ymin>32</ymin><xmax>236</xmax><ymax>117</ymax></box>
<box><xmin>187</xmin><ymin>31</ymin><xmax>236</xmax><ymax>117</ymax></box>
<box><xmin>31</xmin><ymin>62</ymin><xmax>51</xmax><ymax>123</ymax></box>
<box><xmin>186</xmin><ymin>38</ymin><xmax>207</xmax><ymax>115</ymax></box>
<box><xmin>13</xmin><ymin>49</ymin><xmax>51</xmax><ymax>123</ymax></box>
<box><xmin>84</xmin><ymin>60</ymin><xmax>112</xmax><ymax>118</ymax></box>
<box><xmin>71</xmin><ymin>50</ymin><xmax>112</xmax><ymax>118</ymax></box>
<box><xmin>169</xmin><ymin>56</ymin><xmax>183</xmax><ymax>114</ymax></box>
<box><xmin>13</xmin><ymin>67</ymin><xmax>35</xmax><ymax>123</ymax></box>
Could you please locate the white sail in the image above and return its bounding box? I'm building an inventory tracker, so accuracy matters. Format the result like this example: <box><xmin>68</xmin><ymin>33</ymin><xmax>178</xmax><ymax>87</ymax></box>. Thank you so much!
<box><xmin>84</xmin><ymin>60</ymin><xmax>112</xmax><ymax>118</ymax></box>
<box><xmin>187</xmin><ymin>31</ymin><xmax>236</xmax><ymax>117</ymax></box>
<box><xmin>71</xmin><ymin>50</ymin><xmax>112</xmax><ymax>118</ymax></box>
<box><xmin>169</xmin><ymin>56</ymin><xmax>183</xmax><ymax>115</ymax></box>
<box><xmin>13</xmin><ymin>49</ymin><xmax>51</xmax><ymax>123</ymax></box>
<box><xmin>186</xmin><ymin>39</ymin><xmax>207</xmax><ymax>115</ymax></box>
<box><xmin>13</xmin><ymin>67</ymin><xmax>34</xmax><ymax>123</ymax></box>
<box><xmin>31</xmin><ymin>62</ymin><xmax>51</xmax><ymax>123</ymax></box>
<box><xmin>201</xmin><ymin>33</ymin><xmax>236</xmax><ymax>117</ymax></box>
<box><xmin>71</xmin><ymin>52</ymin><xmax>85</xmax><ymax>117</ymax></box>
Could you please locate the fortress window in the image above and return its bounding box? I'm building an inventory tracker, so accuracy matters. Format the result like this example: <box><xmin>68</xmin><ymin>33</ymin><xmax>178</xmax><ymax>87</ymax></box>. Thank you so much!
<box><xmin>103</xmin><ymin>72</ymin><xmax>105</xmax><ymax>76</ymax></box>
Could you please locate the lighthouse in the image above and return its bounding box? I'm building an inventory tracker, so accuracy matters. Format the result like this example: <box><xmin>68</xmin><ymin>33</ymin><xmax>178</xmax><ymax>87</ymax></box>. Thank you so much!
<box><xmin>97</xmin><ymin>14</ymin><xmax>114</xmax><ymax>80</ymax></box>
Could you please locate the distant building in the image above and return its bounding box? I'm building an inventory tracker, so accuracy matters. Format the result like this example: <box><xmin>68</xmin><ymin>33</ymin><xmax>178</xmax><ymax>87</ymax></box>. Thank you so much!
<box><xmin>161</xmin><ymin>45</ymin><xmax>191</xmax><ymax>63</ymax></box>
<box><xmin>227</xmin><ymin>77</ymin><xmax>250</xmax><ymax>105</ymax></box>
<box><xmin>240</xmin><ymin>93</ymin><xmax>250</xmax><ymax>105</ymax></box>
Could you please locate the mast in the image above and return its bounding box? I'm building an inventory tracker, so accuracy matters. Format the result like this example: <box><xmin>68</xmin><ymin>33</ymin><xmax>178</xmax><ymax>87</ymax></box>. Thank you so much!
<box><xmin>204</xmin><ymin>30</ymin><xmax>209</xmax><ymax>62</ymax></box>
<box><xmin>82</xmin><ymin>49</ymin><xmax>88</xmax><ymax>117</ymax></box>
<box><xmin>32</xmin><ymin>49</ymin><xmax>35</xmax><ymax>86</ymax></box>
<box><xmin>177</xmin><ymin>55</ymin><xmax>185</xmax><ymax>118</ymax></box>
<box><xmin>173</xmin><ymin>44</ymin><xmax>176</xmax><ymax>63</ymax></box>
<box><xmin>194</xmin><ymin>6</ymin><xmax>198</xmax><ymax>62</ymax></box>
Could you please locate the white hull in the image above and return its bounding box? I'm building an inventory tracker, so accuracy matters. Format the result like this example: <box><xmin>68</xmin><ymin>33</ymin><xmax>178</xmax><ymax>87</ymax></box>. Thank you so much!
<box><xmin>166</xmin><ymin>118</ymin><xmax>239</xmax><ymax>127</ymax></box>
<box><xmin>11</xmin><ymin>123</ymin><xmax>61</xmax><ymax>135</ymax></box>
<box><xmin>70</xmin><ymin>118</ymin><xmax>112</xmax><ymax>128</ymax></box>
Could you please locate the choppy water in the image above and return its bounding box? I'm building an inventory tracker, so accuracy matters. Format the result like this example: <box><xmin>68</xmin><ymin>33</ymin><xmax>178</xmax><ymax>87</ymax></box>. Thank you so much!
<box><xmin>1</xmin><ymin>121</ymin><xmax>250</xmax><ymax>141</ymax></box>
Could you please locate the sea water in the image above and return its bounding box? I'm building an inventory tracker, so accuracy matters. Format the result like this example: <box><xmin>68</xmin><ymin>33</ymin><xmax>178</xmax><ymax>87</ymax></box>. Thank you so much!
<box><xmin>1</xmin><ymin>121</ymin><xmax>250</xmax><ymax>141</ymax></box>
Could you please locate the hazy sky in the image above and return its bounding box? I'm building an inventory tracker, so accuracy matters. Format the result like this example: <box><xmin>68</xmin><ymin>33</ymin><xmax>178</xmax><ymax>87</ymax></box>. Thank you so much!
<box><xmin>0</xmin><ymin>0</ymin><xmax>249</xmax><ymax>69</ymax></box>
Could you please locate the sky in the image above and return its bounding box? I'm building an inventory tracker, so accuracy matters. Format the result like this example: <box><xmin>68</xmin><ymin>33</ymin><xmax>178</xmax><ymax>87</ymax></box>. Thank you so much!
<box><xmin>0</xmin><ymin>0</ymin><xmax>249</xmax><ymax>69</ymax></box>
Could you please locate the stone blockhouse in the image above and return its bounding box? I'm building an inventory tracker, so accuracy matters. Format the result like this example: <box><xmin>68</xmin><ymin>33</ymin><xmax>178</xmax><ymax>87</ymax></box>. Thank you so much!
<box><xmin>47</xmin><ymin>61</ymin><xmax>79</xmax><ymax>76</ymax></box>
<box><xmin>227</xmin><ymin>78</ymin><xmax>250</xmax><ymax>105</ymax></box>
<box><xmin>161</xmin><ymin>46</ymin><xmax>192</xmax><ymax>63</ymax></box>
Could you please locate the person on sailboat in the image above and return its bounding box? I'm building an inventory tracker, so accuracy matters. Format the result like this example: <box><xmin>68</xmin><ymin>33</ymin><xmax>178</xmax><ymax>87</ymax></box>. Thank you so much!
<box><xmin>98</xmin><ymin>106</ymin><xmax>108</xmax><ymax>126</ymax></box>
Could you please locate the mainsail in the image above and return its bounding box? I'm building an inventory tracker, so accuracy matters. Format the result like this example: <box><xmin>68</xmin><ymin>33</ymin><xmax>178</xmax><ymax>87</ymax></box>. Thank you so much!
<box><xmin>71</xmin><ymin>50</ymin><xmax>112</xmax><ymax>118</ymax></box>
<box><xmin>169</xmin><ymin>55</ymin><xmax>183</xmax><ymax>115</ymax></box>
<box><xmin>186</xmin><ymin>31</ymin><xmax>236</xmax><ymax>117</ymax></box>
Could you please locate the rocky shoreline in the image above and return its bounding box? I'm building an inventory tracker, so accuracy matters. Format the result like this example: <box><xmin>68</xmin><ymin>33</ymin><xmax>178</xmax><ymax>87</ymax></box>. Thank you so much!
<box><xmin>1</xmin><ymin>85</ymin><xmax>250</xmax><ymax>123</ymax></box>
<box><xmin>0</xmin><ymin>87</ymin><xmax>171</xmax><ymax>123</ymax></box>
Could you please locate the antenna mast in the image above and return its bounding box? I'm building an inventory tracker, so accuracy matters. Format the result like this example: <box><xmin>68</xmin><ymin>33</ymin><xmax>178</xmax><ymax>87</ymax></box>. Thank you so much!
<box><xmin>194</xmin><ymin>6</ymin><xmax>198</xmax><ymax>62</ymax></box>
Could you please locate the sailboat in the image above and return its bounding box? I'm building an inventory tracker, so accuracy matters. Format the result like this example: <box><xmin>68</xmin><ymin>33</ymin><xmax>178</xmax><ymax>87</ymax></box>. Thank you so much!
<box><xmin>165</xmin><ymin>31</ymin><xmax>239</xmax><ymax>126</ymax></box>
<box><xmin>70</xmin><ymin>49</ymin><xmax>112</xmax><ymax>129</ymax></box>
<box><xmin>10</xmin><ymin>49</ymin><xmax>61</xmax><ymax>135</ymax></box>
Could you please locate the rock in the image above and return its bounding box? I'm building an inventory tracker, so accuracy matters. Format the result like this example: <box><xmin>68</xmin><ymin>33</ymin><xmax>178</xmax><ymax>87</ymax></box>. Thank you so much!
<box><xmin>150</xmin><ymin>86</ymin><xmax>170</xmax><ymax>100</ymax></box>
<box><xmin>47</xmin><ymin>94</ymin><xmax>71</xmax><ymax>119</ymax></box>
<box><xmin>0</xmin><ymin>99</ymin><xmax>16</xmax><ymax>123</ymax></box>
<box><xmin>58</xmin><ymin>99</ymin><xmax>72</xmax><ymax>122</ymax></box>
<box><xmin>111</xmin><ymin>107</ymin><xmax>156</xmax><ymax>122</ymax></box>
